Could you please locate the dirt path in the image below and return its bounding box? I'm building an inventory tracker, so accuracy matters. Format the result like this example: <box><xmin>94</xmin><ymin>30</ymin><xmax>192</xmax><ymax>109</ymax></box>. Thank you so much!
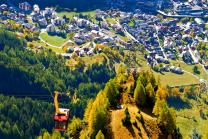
<box><xmin>110</xmin><ymin>104</ymin><xmax>161</xmax><ymax>139</ymax></box>
<box><xmin>110</xmin><ymin>105</ymin><xmax>152</xmax><ymax>139</ymax></box>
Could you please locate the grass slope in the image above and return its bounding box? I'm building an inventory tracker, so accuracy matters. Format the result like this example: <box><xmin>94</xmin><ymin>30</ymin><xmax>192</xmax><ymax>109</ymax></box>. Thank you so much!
<box><xmin>175</xmin><ymin>94</ymin><xmax>208</xmax><ymax>138</ymax></box>
<box><xmin>40</xmin><ymin>32</ymin><xmax>68</xmax><ymax>47</ymax></box>
<box><xmin>153</xmin><ymin>71</ymin><xmax>200</xmax><ymax>86</ymax></box>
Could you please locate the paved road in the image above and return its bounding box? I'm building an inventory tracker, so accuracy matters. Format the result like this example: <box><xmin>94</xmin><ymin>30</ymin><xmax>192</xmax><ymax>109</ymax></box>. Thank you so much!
<box><xmin>187</xmin><ymin>44</ymin><xmax>199</xmax><ymax>64</ymax></box>
<box><xmin>115</xmin><ymin>19</ymin><xmax>139</xmax><ymax>42</ymax></box>
<box><xmin>155</xmin><ymin>24</ymin><xmax>167</xmax><ymax>59</ymax></box>
<box><xmin>157</xmin><ymin>10</ymin><xmax>207</xmax><ymax>18</ymax></box>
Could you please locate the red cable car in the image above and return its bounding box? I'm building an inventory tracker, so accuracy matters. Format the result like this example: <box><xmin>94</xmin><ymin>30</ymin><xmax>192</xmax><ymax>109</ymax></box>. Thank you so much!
<box><xmin>53</xmin><ymin>91</ymin><xmax>70</xmax><ymax>132</ymax></box>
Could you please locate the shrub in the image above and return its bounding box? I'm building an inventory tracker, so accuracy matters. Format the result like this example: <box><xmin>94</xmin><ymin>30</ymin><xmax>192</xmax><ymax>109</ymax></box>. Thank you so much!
<box><xmin>122</xmin><ymin>108</ymin><xmax>131</xmax><ymax>126</ymax></box>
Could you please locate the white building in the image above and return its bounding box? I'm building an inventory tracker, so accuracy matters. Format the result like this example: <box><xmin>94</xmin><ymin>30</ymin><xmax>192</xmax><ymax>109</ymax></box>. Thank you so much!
<box><xmin>38</xmin><ymin>18</ymin><xmax>48</xmax><ymax>27</ymax></box>
<box><xmin>19</xmin><ymin>2</ymin><xmax>31</xmax><ymax>11</ymax></box>
<box><xmin>46</xmin><ymin>24</ymin><xmax>56</xmax><ymax>33</ymax></box>
<box><xmin>52</xmin><ymin>17</ymin><xmax>65</xmax><ymax>26</ymax></box>
<box><xmin>33</xmin><ymin>4</ymin><xmax>40</xmax><ymax>13</ymax></box>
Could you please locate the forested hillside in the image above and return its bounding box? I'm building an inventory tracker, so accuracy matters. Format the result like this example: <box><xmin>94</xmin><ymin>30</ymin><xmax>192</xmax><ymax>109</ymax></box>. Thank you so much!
<box><xmin>63</xmin><ymin>66</ymin><xmax>208</xmax><ymax>139</ymax></box>
<box><xmin>0</xmin><ymin>29</ymin><xmax>115</xmax><ymax>138</ymax></box>
<box><xmin>65</xmin><ymin>66</ymin><xmax>181</xmax><ymax>139</ymax></box>
<box><xmin>0</xmin><ymin>95</ymin><xmax>54</xmax><ymax>139</ymax></box>
<box><xmin>0</xmin><ymin>29</ymin><xmax>114</xmax><ymax>96</ymax></box>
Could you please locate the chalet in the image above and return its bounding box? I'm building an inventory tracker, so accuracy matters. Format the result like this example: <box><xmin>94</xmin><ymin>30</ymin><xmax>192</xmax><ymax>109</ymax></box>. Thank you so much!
<box><xmin>9</xmin><ymin>6</ymin><xmax>16</xmax><ymax>13</ymax></box>
<box><xmin>30</xmin><ymin>26</ymin><xmax>40</xmax><ymax>32</ymax></box>
<box><xmin>119</xmin><ymin>16</ymin><xmax>131</xmax><ymax>24</ymax></box>
<box><xmin>67</xmin><ymin>25</ymin><xmax>75</xmax><ymax>32</ymax></box>
<box><xmin>18</xmin><ymin>13</ymin><xmax>26</xmax><ymax>19</ymax></box>
<box><xmin>204</xmin><ymin>65</ymin><xmax>208</xmax><ymax>70</ymax></box>
<box><xmin>19</xmin><ymin>2</ymin><xmax>32</xmax><ymax>11</ymax></box>
<box><xmin>0</xmin><ymin>4</ymin><xmax>8</xmax><ymax>11</ymax></box>
<box><xmin>84</xmin><ymin>34</ymin><xmax>92</xmax><ymax>40</ymax></box>
<box><xmin>167</xmin><ymin>53</ymin><xmax>176</xmax><ymax>60</ymax></box>
<box><xmin>32</xmin><ymin>13</ymin><xmax>43</xmax><ymax>22</ymax></box>
<box><xmin>103</xmin><ymin>36</ymin><xmax>114</xmax><ymax>42</ymax></box>
<box><xmin>56</xmin><ymin>30</ymin><xmax>66</xmax><ymax>36</ymax></box>
<box><xmin>164</xmin><ymin>37</ymin><xmax>176</xmax><ymax>49</ymax></box>
<box><xmin>8</xmin><ymin>13</ymin><xmax>16</xmax><ymax>20</ymax></box>
<box><xmin>90</xmin><ymin>30</ymin><xmax>104</xmax><ymax>37</ymax></box>
<box><xmin>112</xmin><ymin>25</ymin><xmax>123</xmax><ymax>33</ymax></box>
<box><xmin>92</xmin><ymin>24</ymin><xmax>99</xmax><ymax>31</ymax></box>
<box><xmin>95</xmin><ymin>9</ymin><xmax>107</xmax><ymax>17</ymax></box>
<box><xmin>52</xmin><ymin>17</ymin><xmax>65</xmax><ymax>26</ymax></box>
<box><xmin>155</xmin><ymin>55</ymin><xmax>165</xmax><ymax>63</ymax></box>
<box><xmin>79</xmin><ymin>50</ymin><xmax>85</xmax><ymax>57</ymax></box>
<box><xmin>182</xmin><ymin>51</ymin><xmax>193</xmax><ymax>64</ymax></box>
<box><xmin>75</xmin><ymin>18</ymin><xmax>91</xmax><ymax>28</ymax></box>
<box><xmin>67</xmin><ymin>46</ymin><xmax>74</xmax><ymax>53</ymax></box>
<box><xmin>98</xmin><ymin>48</ymin><xmax>102</xmax><ymax>53</ymax></box>
<box><xmin>38</xmin><ymin>18</ymin><xmax>48</xmax><ymax>27</ymax></box>
<box><xmin>22</xmin><ymin>23</ymin><xmax>33</xmax><ymax>30</ymax></box>
<box><xmin>75</xmin><ymin>18</ymin><xmax>83</xmax><ymax>27</ymax></box>
<box><xmin>161</xmin><ymin>65</ymin><xmax>170</xmax><ymax>72</ymax></box>
<box><xmin>74</xmin><ymin>38</ymin><xmax>85</xmax><ymax>45</ymax></box>
<box><xmin>83</xmin><ymin>46</ymin><xmax>90</xmax><ymax>52</ymax></box>
<box><xmin>41</xmin><ymin>8</ymin><xmax>56</xmax><ymax>18</ymax></box>
<box><xmin>170</xmin><ymin>66</ymin><xmax>184</xmax><ymax>74</ymax></box>
<box><xmin>101</xmin><ymin>22</ymin><xmax>109</xmax><ymax>30</ymax></box>
<box><xmin>194</xmin><ymin>18</ymin><xmax>204</xmax><ymax>25</ymax></box>
<box><xmin>46</xmin><ymin>24</ymin><xmax>56</xmax><ymax>34</ymax></box>
<box><xmin>33</xmin><ymin>4</ymin><xmax>40</xmax><ymax>13</ymax></box>
<box><xmin>87</xmin><ymin>50</ymin><xmax>94</xmax><ymax>56</ymax></box>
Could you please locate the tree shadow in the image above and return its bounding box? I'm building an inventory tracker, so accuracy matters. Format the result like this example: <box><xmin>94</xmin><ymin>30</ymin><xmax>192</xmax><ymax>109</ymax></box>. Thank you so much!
<box><xmin>126</xmin><ymin>124</ymin><xmax>136</xmax><ymax>137</ymax></box>
<box><xmin>167</xmin><ymin>97</ymin><xmax>191</xmax><ymax>110</ymax></box>
<box><xmin>140</xmin><ymin>107</ymin><xmax>155</xmax><ymax>117</ymax></box>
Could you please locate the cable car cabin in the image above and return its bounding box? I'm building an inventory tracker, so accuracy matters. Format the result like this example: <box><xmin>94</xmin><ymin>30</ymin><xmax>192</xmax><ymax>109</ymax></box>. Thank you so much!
<box><xmin>53</xmin><ymin>91</ymin><xmax>70</xmax><ymax>132</ymax></box>
<box><xmin>54</xmin><ymin>108</ymin><xmax>70</xmax><ymax>132</ymax></box>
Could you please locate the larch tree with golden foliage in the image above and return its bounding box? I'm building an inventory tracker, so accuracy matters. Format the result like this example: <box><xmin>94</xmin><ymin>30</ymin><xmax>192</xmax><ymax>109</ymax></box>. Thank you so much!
<box><xmin>88</xmin><ymin>92</ymin><xmax>109</xmax><ymax>138</ymax></box>
<box><xmin>96</xmin><ymin>130</ymin><xmax>105</xmax><ymax>139</ymax></box>
<box><xmin>203</xmin><ymin>128</ymin><xmax>208</xmax><ymax>139</ymax></box>
<box><xmin>145</xmin><ymin>82</ymin><xmax>155</xmax><ymax>105</ymax></box>
<box><xmin>157</xmin><ymin>101</ymin><xmax>176</xmax><ymax>135</ymax></box>
<box><xmin>153</xmin><ymin>87</ymin><xmax>168</xmax><ymax>116</ymax></box>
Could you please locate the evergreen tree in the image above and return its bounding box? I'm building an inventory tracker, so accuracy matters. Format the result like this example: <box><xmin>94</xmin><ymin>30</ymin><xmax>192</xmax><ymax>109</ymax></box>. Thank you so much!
<box><xmin>157</xmin><ymin>101</ymin><xmax>176</xmax><ymax>135</ymax></box>
<box><xmin>51</xmin><ymin>131</ymin><xmax>63</xmax><ymax>139</ymax></box>
<box><xmin>122</xmin><ymin>108</ymin><xmax>131</xmax><ymax>126</ymax></box>
<box><xmin>104</xmin><ymin>80</ymin><xmax>119</xmax><ymax>107</ymax></box>
<box><xmin>88</xmin><ymin>92</ymin><xmax>109</xmax><ymax>138</ymax></box>
<box><xmin>95</xmin><ymin>130</ymin><xmax>105</xmax><ymax>139</ymax></box>
<box><xmin>145</xmin><ymin>82</ymin><xmax>155</xmax><ymax>104</ymax></box>
<box><xmin>84</xmin><ymin>99</ymin><xmax>94</xmax><ymax>122</ymax></box>
<box><xmin>42</xmin><ymin>131</ymin><xmax>50</xmax><ymax>139</ymax></box>
<box><xmin>138</xmin><ymin>73</ymin><xmax>148</xmax><ymax>87</ymax></box>
<box><xmin>89</xmin><ymin>107</ymin><xmax>107</xmax><ymax>138</ymax></box>
<box><xmin>202</xmin><ymin>128</ymin><xmax>208</xmax><ymax>139</ymax></box>
<box><xmin>156</xmin><ymin>87</ymin><xmax>168</xmax><ymax>100</ymax></box>
<box><xmin>12</xmin><ymin>124</ymin><xmax>21</xmax><ymax>139</ymax></box>
<box><xmin>153</xmin><ymin>98</ymin><xmax>163</xmax><ymax>116</ymax></box>
<box><xmin>67</xmin><ymin>117</ymin><xmax>83</xmax><ymax>137</ymax></box>
<box><xmin>134</xmin><ymin>80</ymin><xmax>146</xmax><ymax>106</ymax></box>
